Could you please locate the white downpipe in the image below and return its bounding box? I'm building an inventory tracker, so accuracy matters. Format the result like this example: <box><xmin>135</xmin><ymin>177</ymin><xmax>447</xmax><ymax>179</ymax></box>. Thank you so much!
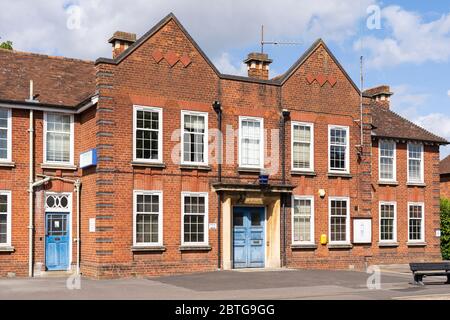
<box><xmin>75</xmin><ymin>179</ymin><xmax>81</xmax><ymax>275</ymax></box>
<box><xmin>28</xmin><ymin>109</ymin><xmax>34</xmax><ymax>277</ymax></box>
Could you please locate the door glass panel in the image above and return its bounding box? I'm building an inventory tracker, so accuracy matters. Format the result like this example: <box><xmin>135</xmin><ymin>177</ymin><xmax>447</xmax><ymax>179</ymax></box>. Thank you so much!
<box><xmin>251</xmin><ymin>212</ymin><xmax>261</xmax><ymax>226</ymax></box>
<box><xmin>47</xmin><ymin>214</ymin><xmax>68</xmax><ymax>236</ymax></box>
<box><xmin>234</xmin><ymin>213</ymin><xmax>244</xmax><ymax>226</ymax></box>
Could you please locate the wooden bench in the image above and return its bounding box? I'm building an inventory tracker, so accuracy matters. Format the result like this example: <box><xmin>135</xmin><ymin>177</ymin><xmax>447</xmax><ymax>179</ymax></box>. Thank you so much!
<box><xmin>409</xmin><ymin>262</ymin><xmax>450</xmax><ymax>285</ymax></box>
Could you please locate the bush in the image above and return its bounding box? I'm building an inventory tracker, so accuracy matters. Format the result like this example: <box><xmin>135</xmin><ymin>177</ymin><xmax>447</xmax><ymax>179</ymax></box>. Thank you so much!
<box><xmin>441</xmin><ymin>198</ymin><xmax>450</xmax><ymax>260</ymax></box>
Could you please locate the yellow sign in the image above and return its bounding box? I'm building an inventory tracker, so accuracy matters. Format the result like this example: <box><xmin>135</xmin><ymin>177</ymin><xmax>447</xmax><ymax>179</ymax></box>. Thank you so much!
<box><xmin>320</xmin><ymin>234</ymin><xmax>327</xmax><ymax>245</ymax></box>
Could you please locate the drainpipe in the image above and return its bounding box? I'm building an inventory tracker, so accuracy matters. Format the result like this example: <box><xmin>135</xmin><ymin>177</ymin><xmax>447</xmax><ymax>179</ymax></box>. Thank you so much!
<box><xmin>28</xmin><ymin>109</ymin><xmax>34</xmax><ymax>277</ymax></box>
<box><xmin>74</xmin><ymin>179</ymin><xmax>81</xmax><ymax>275</ymax></box>
<box><xmin>281</xmin><ymin>109</ymin><xmax>290</xmax><ymax>268</ymax></box>
<box><xmin>213</xmin><ymin>101</ymin><xmax>222</xmax><ymax>270</ymax></box>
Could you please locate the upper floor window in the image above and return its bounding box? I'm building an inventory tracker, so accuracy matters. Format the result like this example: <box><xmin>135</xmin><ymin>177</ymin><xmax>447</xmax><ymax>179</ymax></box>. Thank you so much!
<box><xmin>239</xmin><ymin>116</ymin><xmax>264</xmax><ymax>169</ymax></box>
<box><xmin>408</xmin><ymin>202</ymin><xmax>424</xmax><ymax>242</ymax></box>
<box><xmin>328</xmin><ymin>126</ymin><xmax>349</xmax><ymax>173</ymax></box>
<box><xmin>0</xmin><ymin>191</ymin><xmax>11</xmax><ymax>246</ymax></box>
<box><xmin>0</xmin><ymin>108</ymin><xmax>11</xmax><ymax>162</ymax></box>
<box><xmin>292</xmin><ymin>196</ymin><xmax>314</xmax><ymax>244</ymax></box>
<box><xmin>292</xmin><ymin>122</ymin><xmax>314</xmax><ymax>171</ymax></box>
<box><xmin>181</xmin><ymin>111</ymin><xmax>208</xmax><ymax>165</ymax></box>
<box><xmin>329</xmin><ymin>197</ymin><xmax>350</xmax><ymax>244</ymax></box>
<box><xmin>133</xmin><ymin>106</ymin><xmax>162</xmax><ymax>163</ymax></box>
<box><xmin>182</xmin><ymin>192</ymin><xmax>208</xmax><ymax>246</ymax></box>
<box><xmin>133</xmin><ymin>190</ymin><xmax>163</xmax><ymax>246</ymax></box>
<box><xmin>379</xmin><ymin>202</ymin><xmax>397</xmax><ymax>243</ymax></box>
<box><xmin>44</xmin><ymin>113</ymin><xmax>74</xmax><ymax>165</ymax></box>
<box><xmin>379</xmin><ymin>140</ymin><xmax>396</xmax><ymax>181</ymax></box>
<box><xmin>407</xmin><ymin>143</ymin><xmax>424</xmax><ymax>183</ymax></box>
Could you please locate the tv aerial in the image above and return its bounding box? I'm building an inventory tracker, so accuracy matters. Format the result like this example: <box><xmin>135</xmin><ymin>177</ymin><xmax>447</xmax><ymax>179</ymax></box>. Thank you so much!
<box><xmin>260</xmin><ymin>25</ymin><xmax>302</xmax><ymax>53</ymax></box>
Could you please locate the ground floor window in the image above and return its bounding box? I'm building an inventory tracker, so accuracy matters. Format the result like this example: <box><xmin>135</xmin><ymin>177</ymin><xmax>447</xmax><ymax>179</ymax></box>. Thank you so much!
<box><xmin>182</xmin><ymin>192</ymin><xmax>208</xmax><ymax>245</ymax></box>
<box><xmin>0</xmin><ymin>191</ymin><xmax>11</xmax><ymax>246</ymax></box>
<box><xmin>292</xmin><ymin>196</ymin><xmax>314</xmax><ymax>244</ymax></box>
<box><xmin>329</xmin><ymin>197</ymin><xmax>350</xmax><ymax>244</ymax></box>
<box><xmin>133</xmin><ymin>191</ymin><xmax>163</xmax><ymax>246</ymax></box>
<box><xmin>379</xmin><ymin>202</ymin><xmax>396</xmax><ymax>242</ymax></box>
<box><xmin>408</xmin><ymin>202</ymin><xmax>424</xmax><ymax>242</ymax></box>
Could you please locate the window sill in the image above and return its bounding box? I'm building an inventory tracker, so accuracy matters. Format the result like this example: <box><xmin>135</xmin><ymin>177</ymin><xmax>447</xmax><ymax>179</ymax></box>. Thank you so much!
<box><xmin>0</xmin><ymin>161</ymin><xmax>15</xmax><ymax>168</ymax></box>
<box><xmin>179</xmin><ymin>164</ymin><xmax>211</xmax><ymax>171</ymax></box>
<box><xmin>407</xmin><ymin>242</ymin><xmax>427</xmax><ymax>247</ymax></box>
<box><xmin>378</xmin><ymin>242</ymin><xmax>399</xmax><ymax>247</ymax></box>
<box><xmin>131</xmin><ymin>245</ymin><xmax>166</xmax><ymax>252</ymax></box>
<box><xmin>131</xmin><ymin>161</ymin><xmax>166</xmax><ymax>168</ymax></box>
<box><xmin>327</xmin><ymin>172</ymin><xmax>352</xmax><ymax>178</ymax></box>
<box><xmin>0</xmin><ymin>246</ymin><xmax>15</xmax><ymax>253</ymax></box>
<box><xmin>328</xmin><ymin>243</ymin><xmax>353</xmax><ymax>249</ymax></box>
<box><xmin>406</xmin><ymin>182</ymin><xmax>426</xmax><ymax>187</ymax></box>
<box><xmin>41</xmin><ymin>163</ymin><xmax>78</xmax><ymax>170</ymax></box>
<box><xmin>378</xmin><ymin>180</ymin><xmax>399</xmax><ymax>186</ymax></box>
<box><xmin>291</xmin><ymin>243</ymin><xmax>318</xmax><ymax>250</ymax></box>
<box><xmin>237</xmin><ymin>167</ymin><xmax>263</xmax><ymax>173</ymax></box>
<box><xmin>179</xmin><ymin>245</ymin><xmax>212</xmax><ymax>252</ymax></box>
<box><xmin>291</xmin><ymin>170</ymin><xmax>316</xmax><ymax>176</ymax></box>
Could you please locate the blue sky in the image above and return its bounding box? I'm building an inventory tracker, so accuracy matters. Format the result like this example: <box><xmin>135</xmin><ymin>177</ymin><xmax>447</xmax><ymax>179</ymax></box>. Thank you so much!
<box><xmin>1</xmin><ymin>0</ymin><xmax>449</xmax><ymax>157</ymax></box>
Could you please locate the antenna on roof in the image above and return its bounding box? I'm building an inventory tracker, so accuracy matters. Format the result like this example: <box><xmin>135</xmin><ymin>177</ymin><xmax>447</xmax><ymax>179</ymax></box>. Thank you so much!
<box><xmin>260</xmin><ymin>25</ymin><xmax>302</xmax><ymax>53</ymax></box>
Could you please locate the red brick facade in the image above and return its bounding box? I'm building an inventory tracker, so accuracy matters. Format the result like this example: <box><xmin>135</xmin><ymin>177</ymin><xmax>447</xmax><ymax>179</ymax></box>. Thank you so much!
<box><xmin>0</xmin><ymin>13</ymin><xmax>446</xmax><ymax>278</ymax></box>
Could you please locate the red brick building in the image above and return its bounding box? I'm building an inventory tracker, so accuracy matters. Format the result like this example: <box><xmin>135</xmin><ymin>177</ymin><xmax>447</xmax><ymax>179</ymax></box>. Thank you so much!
<box><xmin>440</xmin><ymin>155</ymin><xmax>450</xmax><ymax>199</ymax></box>
<box><xmin>0</xmin><ymin>13</ymin><xmax>448</xmax><ymax>278</ymax></box>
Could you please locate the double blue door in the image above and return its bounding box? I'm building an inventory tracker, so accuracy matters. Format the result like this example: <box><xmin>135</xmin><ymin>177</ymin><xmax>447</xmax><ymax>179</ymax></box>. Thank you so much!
<box><xmin>45</xmin><ymin>213</ymin><xmax>70</xmax><ymax>271</ymax></box>
<box><xmin>233</xmin><ymin>207</ymin><xmax>265</xmax><ymax>268</ymax></box>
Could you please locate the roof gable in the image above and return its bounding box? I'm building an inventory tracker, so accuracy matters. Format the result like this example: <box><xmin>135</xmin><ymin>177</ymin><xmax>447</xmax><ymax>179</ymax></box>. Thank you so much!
<box><xmin>276</xmin><ymin>39</ymin><xmax>360</xmax><ymax>93</ymax></box>
<box><xmin>95</xmin><ymin>13</ymin><xmax>221</xmax><ymax>77</ymax></box>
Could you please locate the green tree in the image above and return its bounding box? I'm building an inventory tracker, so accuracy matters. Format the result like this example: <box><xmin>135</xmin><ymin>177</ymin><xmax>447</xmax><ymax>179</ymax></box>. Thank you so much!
<box><xmin>0</xmin><ymin>40</ymin><xmax>13</xmax><ymax>50</ymax></box>
<box><xmin>441</xmin><ymin>198</ymin><xmax>450</xmax><ymax>260</ymax></box>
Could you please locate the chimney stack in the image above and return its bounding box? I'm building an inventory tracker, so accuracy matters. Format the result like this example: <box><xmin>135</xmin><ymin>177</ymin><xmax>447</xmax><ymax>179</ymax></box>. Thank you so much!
<box><xmin>243</xmin><ymin>52</ymin><xmax>272</xmax><ymax>80</ymax></box>
<box><xmin>108</xmin><ymin>31</ymin><xmax>137</xmax><ymax>59</ymax></box>
<box><xmin>363</xmin><ymin>85</ymin><xmax>393</xmax><ymax>109</ymax></box>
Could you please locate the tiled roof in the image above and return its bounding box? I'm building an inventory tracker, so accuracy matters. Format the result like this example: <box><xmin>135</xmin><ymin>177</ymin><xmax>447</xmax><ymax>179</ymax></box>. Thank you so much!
<box><xmin>0</xmin><ymin>48</ymin><xmax>96</xmax><ymax>107</ymax></box>
<box><xmin>370</xmin><ymin>105</ymin><xmax>448</xmax><ymax>144</ymax></box>
<box><xmin>440</xmin><ymin>155</ymin><xmax>450</xmax><ymax>175</ymax></box>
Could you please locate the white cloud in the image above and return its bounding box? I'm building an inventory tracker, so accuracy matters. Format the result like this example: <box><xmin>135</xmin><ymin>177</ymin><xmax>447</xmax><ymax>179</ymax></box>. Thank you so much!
<box><xmin>356</xmin><ymin>6</ymin><xmax>450</xmax><ymax>68</ymax></box>
<box><xmin>448</xmin><ymin>90</ymin><xmax>450</xmax><ymax>97</ymax></box>
<box><xmin>0</xmin><ymin>0</ymin><xmax>374</xmax><ymax>62</ymax></box>
<box><xmin>213</xmin><ymin>52</ymin><xmax>247</xmax><ymax>76</ymax></box>
<box><xmin>414</xmin><ymin>113</ymin><xmax>450</xmax><ymax>159</ymax></box>
<box><xmin>390</xmin><ymin>84</ymin><xmax>430</xmax><ymax>119</ymax></box>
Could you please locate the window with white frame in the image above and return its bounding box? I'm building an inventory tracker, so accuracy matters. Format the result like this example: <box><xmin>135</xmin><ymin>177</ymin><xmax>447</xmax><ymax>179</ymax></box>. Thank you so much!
<box><xmin>408</xmin><ymin>203</ymin><xmax>424</xmax><ymax>242</ymax></box>
<box><xmin>292</xmin><ymin>196</ymin><xmax>314</xmax><ymax>244</ymax></box>
<box><xmin>134</xmin><ymin>106</ymin><xmax>162</xmax><ymax>162</ymax></box>
<box><xmin>407</xmin><ymin>143</ymin><xmax>424</xmax><ymax>183</ymax></box>
<box><xmin>292</xmin><ymin>122</ymin><xmax>314</xmax><ymax>171</ymax></box>
<box><xmin>329</xmin><ymin>197</ymin><xmax>350</xmax><ymax>244</ymax></box>
<box><xmin>379</xmin><ymin>202</ymin><xmax>396</xmax><ymax>242</ymax></box>
<box><xmin>379</xmin><ymin>140</ymin><xmax>396</xmax><ymax>181</ymax></box>
<box><xmin>0</xmin><ymin>191</ymin><xmax>11</xmax><ymax>246</ymax></box>
<box><xmin>181</xmin><ymin>111</ymin><xmax>208</xmax><ymax>165</ymax></box>
<box><xmin>239</xmin><ymin>117</ymin><xmax>264</xmax><ymax>168</ymax></box>
<box><xmin>329</xmin><ymin>126</ymin><xmax>349</xmax><ymax>173</ymax></box>
<box><xmin>0</xmin><ymin>108</ymin><xmax>11</xmax><ymax>162</ymax></box>
<box><xmin>44</xmin><ymin>113</ymin><xmax>73</xmax><ymax>164</ymax></box>
<box><xmin>133</xmin><ymin>191</ymin><xmax>162</xmax><ymax>246</ymax></box>
<box><xmin>182</xmin><ymin>193</ymin><xmax>208</xmax><ymax>245</ymax></box>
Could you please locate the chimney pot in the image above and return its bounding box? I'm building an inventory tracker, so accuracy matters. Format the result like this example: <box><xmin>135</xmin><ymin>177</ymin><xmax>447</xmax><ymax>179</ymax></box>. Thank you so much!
<box><xmin>363</xmin><ymin>85</ymin><xmax>393</xmax><ymax>109</ymax></box>
<box><xmin>108</xmin><ymin>31</ymin><xmax>137</xmax><ymax>59</ymax></box>
<box><xmin>243</xmin><ymin>52</ymin><xmax>273</xmax><ymax>80</ymax></box>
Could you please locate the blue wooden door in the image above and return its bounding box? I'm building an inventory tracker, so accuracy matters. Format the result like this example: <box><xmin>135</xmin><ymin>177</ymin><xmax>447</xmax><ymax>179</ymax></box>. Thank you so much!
<box><xmin>45</xmin><ymin>213</ymin><xmax>70</xmax><ymax>271</ymax></box>
<box><xmin>233</xmin><ymin>207</ymin><xmax>265</xmax><ymax>268</ymax></box>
